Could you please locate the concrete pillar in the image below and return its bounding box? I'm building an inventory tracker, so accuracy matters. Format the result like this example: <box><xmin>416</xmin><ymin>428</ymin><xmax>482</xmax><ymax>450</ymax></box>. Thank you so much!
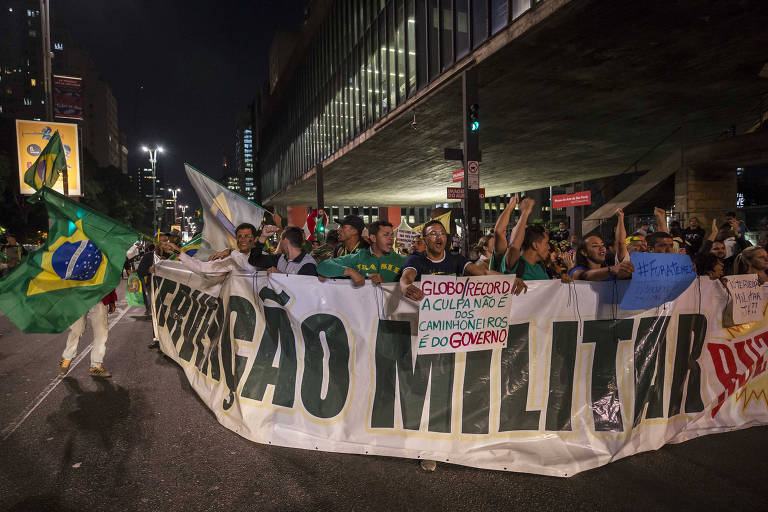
<box><xmin>674</xmin><ymin>165</ymin><xmax>737</xmax><ymax>232</ymax></box>
<box><xmin>377</xmin><ymin>206</ymin><xmax>402</xmax><ymax>226</ymax></box>
<box><xmin>525</xmin><ymin>189</ymin><xmax>546</xmax><ymax>223</ymax></box>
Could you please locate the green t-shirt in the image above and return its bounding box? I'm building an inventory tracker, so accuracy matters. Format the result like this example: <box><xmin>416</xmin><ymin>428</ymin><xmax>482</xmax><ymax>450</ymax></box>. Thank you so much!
<box><xmin>317</xmin><ymin>248</ymin><xmax>406</xmax><ymax>282</ymax></box>
<box><xmin>491</xmin><ymin>253</ymin><xmax>549</xmax><ymax>281</ymax></box>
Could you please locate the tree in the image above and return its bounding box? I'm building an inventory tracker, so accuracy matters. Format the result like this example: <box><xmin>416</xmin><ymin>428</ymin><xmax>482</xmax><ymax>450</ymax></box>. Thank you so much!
<box><xmin>0</xmin><ymin>151</ymin><xmax>47</xmax><ymax>241</ymax></box>
<box><xmin>79</xmin><ymin>152</ymin><xmax>150</xmax><ymax>234</ymax></box>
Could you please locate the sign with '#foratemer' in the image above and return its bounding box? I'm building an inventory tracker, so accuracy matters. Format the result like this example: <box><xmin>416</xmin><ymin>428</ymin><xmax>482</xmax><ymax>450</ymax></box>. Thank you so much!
<box><xmin>417</xmin><ymin>275</ymin><xmax>512</xmax><ymax>354</ymax></box>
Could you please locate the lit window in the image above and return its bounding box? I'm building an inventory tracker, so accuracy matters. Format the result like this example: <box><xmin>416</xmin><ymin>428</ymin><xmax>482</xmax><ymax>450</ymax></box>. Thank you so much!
<box><xmin>54</xmin><ymin>42</ymin><xmax>63</xmax><ymax>50</ymax></box>
<box><xmin>736</xmin><ymin>193</ymin><xmax>744</xmax><ymax>208</ymax></box>
<box><xmin>24</xmin><ymin>98</ymin><xmax>32</xmax><ymax>105</ymax></box>
<box><xmin>30</xmin><ymin>78</ymin><xmax>36</xmax><ymax>86</ymax></box>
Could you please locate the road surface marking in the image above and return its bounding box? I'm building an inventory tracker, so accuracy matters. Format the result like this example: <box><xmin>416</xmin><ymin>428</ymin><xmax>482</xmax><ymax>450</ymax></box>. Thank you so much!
<box><xmin>1</xmin><ymin>306</ymin><xmax>132</xmax><ymax>442</ymax></box>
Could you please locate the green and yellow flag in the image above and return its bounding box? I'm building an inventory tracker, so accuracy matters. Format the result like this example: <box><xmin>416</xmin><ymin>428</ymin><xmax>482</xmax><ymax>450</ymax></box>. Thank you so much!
<box><xmin>0</xmin><ymin>187</ymin><xmax>139</xmax><ymax>333</ymax></box>
<box><xmin>23</xmin><ymin>130</ymin><xmax>68</xmax><ymax>190</ymax></box>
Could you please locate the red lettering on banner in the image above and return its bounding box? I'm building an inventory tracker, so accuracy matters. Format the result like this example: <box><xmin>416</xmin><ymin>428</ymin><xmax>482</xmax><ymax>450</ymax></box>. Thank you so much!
<box><xmin>708</xmin><ymin>329</ymin><xmax>768</xmax><ymax>417</ymax></box>
<box><xmin>708</xmin><ymin>343</ymin><xmax>739</xmax><ymax>417</ymax></box>
<box><xmin>423</xmin><ymin>279</ymin><xmax>511</xmax><ymax>297</ymax></box>
<box><xmin>449</xmin><ymin>329</ymin><xmax>507</xmax><ymax>348</ymax></box>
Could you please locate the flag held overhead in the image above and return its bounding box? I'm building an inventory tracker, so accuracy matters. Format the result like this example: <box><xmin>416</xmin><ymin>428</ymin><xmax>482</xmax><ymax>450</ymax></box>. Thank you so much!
<box><xmin>184</xmin><ymin>163</ymin><xmax>266</xmax><ymax>260</ymax></box>
<box><xmin>0</xmin><ymin>187</ymin><xmax>139</xmax><ymax>333</ymax></box>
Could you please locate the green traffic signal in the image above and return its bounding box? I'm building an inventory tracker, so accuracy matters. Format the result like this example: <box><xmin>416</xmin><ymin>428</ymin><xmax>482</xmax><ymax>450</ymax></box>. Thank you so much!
<box><xmin>471</xmin><ymin>121</ymin><xmax>479</xmax><ymax>131</ymax></box>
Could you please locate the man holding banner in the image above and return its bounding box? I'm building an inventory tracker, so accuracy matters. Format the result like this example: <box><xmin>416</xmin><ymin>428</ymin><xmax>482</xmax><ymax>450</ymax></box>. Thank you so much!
<box><xmin>317</xmin><ymin>221</ymin><xmax>405</xmax><ymax>285</ymax></box>
<box><xmin>399</xmin><ymin>220</ymin><xmax>490</xmax><ymax>301</ymax></box>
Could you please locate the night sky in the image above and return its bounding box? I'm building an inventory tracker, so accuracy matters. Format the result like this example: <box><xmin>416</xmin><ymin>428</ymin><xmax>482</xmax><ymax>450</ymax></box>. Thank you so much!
<box><xmin>52</xmin><ymin>0</ymin><xmax>306</xmax><ymax>206</ymax></box>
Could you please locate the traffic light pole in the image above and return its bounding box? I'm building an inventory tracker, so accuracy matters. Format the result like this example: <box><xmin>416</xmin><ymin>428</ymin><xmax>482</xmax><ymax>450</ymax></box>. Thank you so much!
<box><xmin>461</xmin><ymin>68</ymin><xmax>482</xmax><ymax>254</ymax></box>
<box><xmin>316</xmin><ymin>163</ymin><xmax>325</xmax><ymax>242</ymax></box>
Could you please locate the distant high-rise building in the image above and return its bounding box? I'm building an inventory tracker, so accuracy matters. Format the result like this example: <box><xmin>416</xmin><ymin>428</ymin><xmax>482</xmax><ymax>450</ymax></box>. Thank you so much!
<box><xmin>1</xmin><ymin>6</ymin><xmax>126</xmax><ymax>175</ymax></box>
<box><xmin>0</xmin><ymin>2</ymin><xmax>47</xmax><ymax>120</ymax></box>
<box><xmin>236</xmin><ymin>102</ymin><xmax>258</xmax><ymax>202</ymax></box>
<box><xmin>226</xmin><ymin>175</ymin><xmax>239</xmax><ymax>193</ymax></box>
<box><xmin>53</xmin><ymin>28</ymin><xmax>123</xmax><ymax>170</ymax></box>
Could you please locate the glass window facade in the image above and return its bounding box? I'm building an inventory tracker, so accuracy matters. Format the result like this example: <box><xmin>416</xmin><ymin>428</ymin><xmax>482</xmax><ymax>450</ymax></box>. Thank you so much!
<box><xmin>260</xmin><ymin>0</ymin><xmax>536</xmax><ymax>201</ymax></box>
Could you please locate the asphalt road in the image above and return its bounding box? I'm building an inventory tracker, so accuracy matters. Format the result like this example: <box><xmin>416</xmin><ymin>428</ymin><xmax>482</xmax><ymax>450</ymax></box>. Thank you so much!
<box><xmin>1</xmin><ymin>282</ymin><xmax>767</xmax><ymax>512</ymax></box>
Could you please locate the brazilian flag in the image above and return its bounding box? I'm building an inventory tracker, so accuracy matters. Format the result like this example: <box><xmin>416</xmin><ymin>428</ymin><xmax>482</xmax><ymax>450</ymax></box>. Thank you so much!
<box><xmin>0</xmin><ymin>187</ymin><xmax>139</xmax><ymax>333</ymax></box>
<box><xmin>180</xmin><ymin>233</ymin><xmax>201</xmax><ymax>258</ymax></box>
<box><xmin>24</xmin><ymin>130</ymin><xmax>67</xmax><ymax>190</ymax></box>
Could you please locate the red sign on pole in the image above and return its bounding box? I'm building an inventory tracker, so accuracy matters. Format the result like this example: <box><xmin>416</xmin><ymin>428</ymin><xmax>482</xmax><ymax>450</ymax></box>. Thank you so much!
<box><xmin>447</xmin><ymin>187</ymin><xmax>485</xmax><ymax>200</ymax></box>
<box><xmin>552</xmin><ymin>191</ymin><xmax>591</xmax><ymax>209</ymax></box>
<box><xmin>452</xmin><ymin>169</ymin><xmax>464</xmax><ymax>182</ymax></box>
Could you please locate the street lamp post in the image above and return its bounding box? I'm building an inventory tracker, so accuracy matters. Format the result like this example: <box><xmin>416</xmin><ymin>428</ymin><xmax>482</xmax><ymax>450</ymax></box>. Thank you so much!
<box><xmin>179</xmin><ymin>205</ymin><xmax>188</xmax><ymax>233</ymax></box>
<box><xmin>167</xmin><ymin>188</ymin><xmax>181</xmax><ymax>226</ymax></box>
<box><xmin>142</xmin><ymin>145</ymin><xmax>164</xmax><ymax>237</ymax></box>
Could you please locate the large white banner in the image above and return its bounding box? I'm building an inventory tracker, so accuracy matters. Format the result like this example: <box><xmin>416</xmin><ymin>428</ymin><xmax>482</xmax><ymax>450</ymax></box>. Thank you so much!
<box><xmin>152</xmin><ymin>263</ymin><xmax>768</xmax><ymax>476</ymax></box>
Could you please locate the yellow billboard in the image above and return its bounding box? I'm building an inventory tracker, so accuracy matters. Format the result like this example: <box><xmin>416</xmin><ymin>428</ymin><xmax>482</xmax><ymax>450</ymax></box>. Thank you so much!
<box><xmin>16</xmin><ymin>119</ymin><xmax>81</xmax><ymax>196</ymax></box>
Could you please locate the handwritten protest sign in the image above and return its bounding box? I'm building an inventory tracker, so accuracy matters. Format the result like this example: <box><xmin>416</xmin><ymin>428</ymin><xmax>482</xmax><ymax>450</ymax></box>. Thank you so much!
<box><xmin>396</xmin><ymin>229</ymin><xmax>419</xmax><ymax>245</ymax></box>
<box><xmin>620</xmin><ymin>252</ymin><xmax>696</xmax><ymax>310</ymax></box>
<box><xmin>724</xmin><ymin>274</ymin><xmax>767</xmax><ymax>325</ymax></box>
<box><xmin>417</xmin><ymin>275</ymin><xmax>512</xmax><ymax>354</ymax></box>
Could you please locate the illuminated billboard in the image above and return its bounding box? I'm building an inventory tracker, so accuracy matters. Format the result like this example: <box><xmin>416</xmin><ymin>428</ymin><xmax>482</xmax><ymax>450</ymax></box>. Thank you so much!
<box><xmin>16</xmin><ymin>119</ymin><xmax>81</xmax><ymax>196</ymax></box>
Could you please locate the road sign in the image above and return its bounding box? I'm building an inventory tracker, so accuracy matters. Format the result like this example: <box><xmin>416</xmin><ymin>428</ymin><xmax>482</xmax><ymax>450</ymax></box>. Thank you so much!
<box><xmin>552</xmin><ymin>191</ymin><xmax>591</xmax><ymax>208</ymax></box>
<box><xmin>447</xmin><ymin>187</ymin><xmax>485</xmax><ymax>200</ymax></box>
<box><xmin>467</xmin><ymin>160</ymin><xmax>479</xmax><ymax>190</ymax></box>
<box><xmin>444</xmin><ymin>148</ymin><xmax>464</xmax><ymax>161</ymax></box>
<box><xmin>452</xmin><ymin>169</ymin><xmax>464</xmax><ymax>182</ymax></box>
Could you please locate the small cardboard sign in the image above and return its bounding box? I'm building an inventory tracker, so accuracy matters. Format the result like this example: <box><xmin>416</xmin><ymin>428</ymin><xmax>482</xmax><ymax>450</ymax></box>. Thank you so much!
<box><xmin>417</xmin><ymin>275</ymin><xmax>513</xmax><ymax>354</ymax></box>
<box><xmin>724</xmin><ymin>274</ymin><xmax>767</xmax><ymax>325</ymax></box>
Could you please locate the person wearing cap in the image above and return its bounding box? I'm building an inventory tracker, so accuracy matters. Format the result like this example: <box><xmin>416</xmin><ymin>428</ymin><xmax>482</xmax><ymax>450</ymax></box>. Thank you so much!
<box><xmin>317</xmin><ymin>221</ymin><xmax>405</xmax><ymax>284</ymax></box>
<box><xmin>335</xmin><ymin>215</ymin><xmax>369</xmax><ymax>257</ymax></box>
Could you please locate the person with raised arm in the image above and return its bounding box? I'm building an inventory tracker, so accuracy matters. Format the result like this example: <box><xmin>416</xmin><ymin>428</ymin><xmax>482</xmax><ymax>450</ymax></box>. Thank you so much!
<box><xmin>490</xmin><ymin>197</ymin><xmax>565</xmax><ymax>286</ymax></box>
<box><xmin>569</xmin><ymin>209</ymin><xmax>635</xmax><ymax>281</ymax></box>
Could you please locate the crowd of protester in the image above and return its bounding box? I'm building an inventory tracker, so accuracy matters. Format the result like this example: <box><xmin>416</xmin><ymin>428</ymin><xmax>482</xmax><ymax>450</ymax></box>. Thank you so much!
<box><xmin>154</xmin><ymin>196</ymin><xmax>767</xmax><ymax>299</ymax></box>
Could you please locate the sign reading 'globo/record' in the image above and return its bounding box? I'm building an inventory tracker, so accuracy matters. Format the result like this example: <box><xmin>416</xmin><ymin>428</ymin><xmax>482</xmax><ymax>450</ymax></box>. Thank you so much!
<box><xmin>417</xmin><ymin>275</ymin><xmax>512</xmax><ymax>354</ymax></box>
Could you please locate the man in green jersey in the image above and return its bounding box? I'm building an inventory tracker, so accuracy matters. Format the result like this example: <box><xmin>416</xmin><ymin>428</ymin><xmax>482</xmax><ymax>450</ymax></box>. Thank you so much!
<box><xmin>317</xmin><ymin>221</ymin><xmax>405</xmax><ymax>285</ymax></box>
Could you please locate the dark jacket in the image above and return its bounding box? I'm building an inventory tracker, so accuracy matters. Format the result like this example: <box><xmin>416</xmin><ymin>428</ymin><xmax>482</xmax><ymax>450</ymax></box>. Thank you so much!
<box><xmin>248</xmin><ymin>241</ymin><xmax>317</xmax><ymax>276</ymax></box>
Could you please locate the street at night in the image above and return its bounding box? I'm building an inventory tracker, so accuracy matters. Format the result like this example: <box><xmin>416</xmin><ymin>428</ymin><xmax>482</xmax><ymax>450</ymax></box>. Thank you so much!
<box><xmin>1</xmin><ymin>285</ymin><xmax>767</xmax><ymax>511</ymax></box>
<box><xmin>2</xmin><ymin>0</ymin><xmax>768</xmax><ymax>510</ymax></box>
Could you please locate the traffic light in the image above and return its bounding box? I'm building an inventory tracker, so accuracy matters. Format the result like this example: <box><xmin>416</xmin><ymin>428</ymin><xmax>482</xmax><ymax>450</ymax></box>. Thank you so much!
<box><xmin>469</xmin><ymin>103</ymin><xmax>479</xmax><ymax>132</ymax></box>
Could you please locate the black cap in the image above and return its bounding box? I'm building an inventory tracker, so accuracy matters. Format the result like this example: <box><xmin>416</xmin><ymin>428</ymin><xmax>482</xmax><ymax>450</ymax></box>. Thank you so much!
<box><xmin>337</xmin><ymin>215</ymin><xmax>364</xmax><ymax>234</ymax></box>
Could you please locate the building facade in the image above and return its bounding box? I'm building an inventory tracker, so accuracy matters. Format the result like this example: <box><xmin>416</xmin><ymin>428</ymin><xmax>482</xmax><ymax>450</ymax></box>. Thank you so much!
<box><xmin>235</xmin><ymin>102</ymin><xmax>258</xmax><ymax>202</ymax></box>
<box><xmin>0</xmin><ymin>4</ymin><xmax>126</xmax><ymax>176</ymax></box>
<box><xmin>0</xmin><ymin>2</ymin><xmax>46</xmax><ymax>120</ymax></box>
<box><xmin>258</xmin><ymin>0</ymin><xmax>535</xmax><ymax>202</ymax></box>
